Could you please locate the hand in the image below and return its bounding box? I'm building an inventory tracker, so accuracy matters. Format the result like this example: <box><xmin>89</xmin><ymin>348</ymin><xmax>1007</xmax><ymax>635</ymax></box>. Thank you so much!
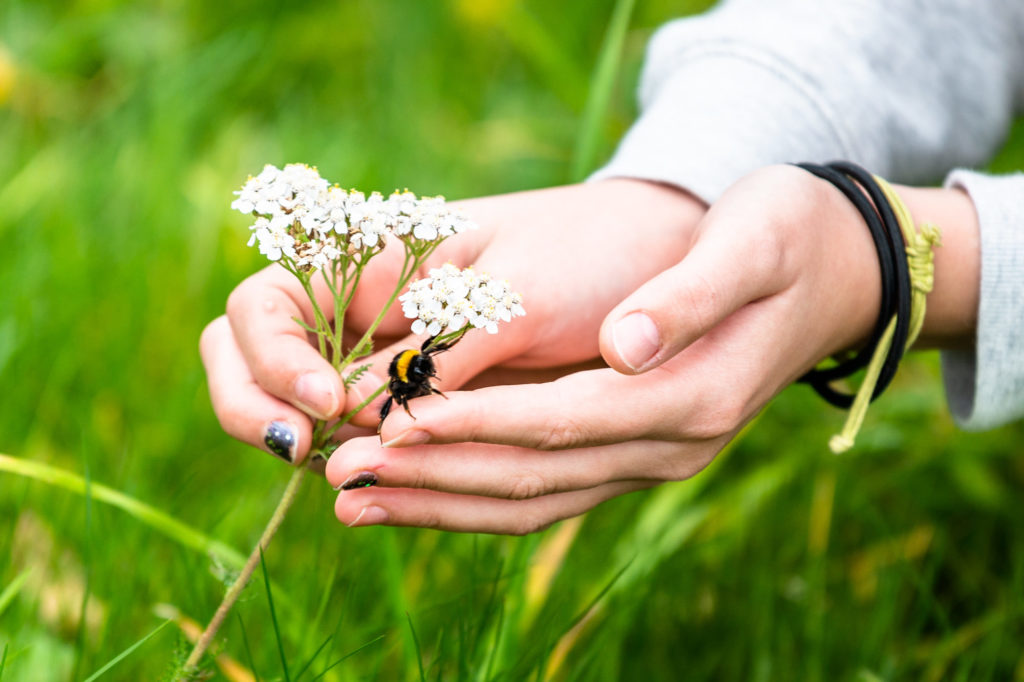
<box><xmin>324</xmin><ymin>165</ymin><xmax>980</xmax><ymax>533</ymax></box>
<box><xmin>199</xmin><ymin>180</ymin><xmax>705</xmax><ymax>463</ymax></box>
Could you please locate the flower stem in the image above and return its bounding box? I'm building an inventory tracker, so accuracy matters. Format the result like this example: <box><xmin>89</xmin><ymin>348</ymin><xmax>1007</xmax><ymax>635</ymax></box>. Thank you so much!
<box><xmin>179</xmin><ymin>465</ymin><xmax>308</xmax><ymax>678</ymax></box>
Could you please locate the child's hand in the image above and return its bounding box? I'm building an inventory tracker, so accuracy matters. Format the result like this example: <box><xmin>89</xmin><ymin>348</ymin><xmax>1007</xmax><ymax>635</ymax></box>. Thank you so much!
<box><xmin>200</xmin><ymin>180</ymin><xmax>705</xmax><ymax>463</ymax></box>
<box><xmin>325</xmin><ymin>165</ymin><xmax>980</xmax><ymax>533</ymax></box>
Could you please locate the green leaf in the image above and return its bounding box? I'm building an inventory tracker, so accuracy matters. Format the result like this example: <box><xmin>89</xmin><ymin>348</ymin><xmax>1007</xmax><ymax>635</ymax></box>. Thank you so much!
<box><xmin>291</xmin><ymin>316</ymin><xmax>326</xmax><ymax>336</ymax></box>
<box><xmin>343</xmin><ymin>363</ymin><xmax>374</xmax><ymax>389</ymax></box>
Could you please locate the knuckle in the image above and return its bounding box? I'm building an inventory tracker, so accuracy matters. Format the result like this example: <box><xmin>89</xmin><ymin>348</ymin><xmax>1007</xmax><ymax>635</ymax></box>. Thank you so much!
<box><xmin>215</xmin><ymin>404</ymin><xmax>253</xmax><ymax>443</ymax></box>
<box><xmin>679</xmin><ymin>396</ymin><xmax>746</xmax><ymax>441</ymax></box>
<box><xmin>677</xmin><ymin>272</ymin><xmax>719</xmax><ymax>337</ymax></box>
<box><xmin>534</xmin><ymin>414</ymin><xmax>586</xmax><ymax>450</ymax></box>
<box><xmin>198</xmin><ymin>315</ymin><xmax>229</xmax><ymax>357</ymax></box>
<box><xmin>224</xmin><ymin>285</ymin><xmax>250</xmax><ymax>321</ymax></box>
<box><xmin>418</xmin><ymin>509</ymin><xmax>445</xmax><ymax>531</ymax></box>
<box><xmin>505</xmin><ymin>471</ymin><xmax>549</xmax><ymax>500</ymax></box>
<box><xmin>509</xmin><ymin>508</ymin><xmax>551</xmax><ymax>536</ymax></box>
<box><xmin>659</xmin><ymin>449</ymin><xmax>715</xmax><ymax>482</ymax></box>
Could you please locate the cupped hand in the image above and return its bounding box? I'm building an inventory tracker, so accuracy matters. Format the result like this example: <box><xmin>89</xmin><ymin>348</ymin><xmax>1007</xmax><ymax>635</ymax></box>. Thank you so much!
<box><xmin>199</xmin><ymin>180</ymin><xmax>704</xmax><ymax>463</ymax></box>
<box><xmin>324</xmin><ymin>165</ymin><xmax>890</xmax><ymax>533</ymax></box>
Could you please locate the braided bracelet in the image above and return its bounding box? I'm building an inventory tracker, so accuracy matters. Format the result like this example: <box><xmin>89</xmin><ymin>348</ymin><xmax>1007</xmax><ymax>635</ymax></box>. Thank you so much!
<box><xmin>793</xmin><ymin>161</ymin><xmax>941</xmax><ymax>453</ymax></box>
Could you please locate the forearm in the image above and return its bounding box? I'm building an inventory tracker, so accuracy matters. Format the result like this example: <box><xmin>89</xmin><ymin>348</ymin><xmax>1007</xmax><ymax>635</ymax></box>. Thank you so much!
<box><xmin>895</xmin><ymin>184</ymin><xmax>980</xmax><ymax>351</ymax></box>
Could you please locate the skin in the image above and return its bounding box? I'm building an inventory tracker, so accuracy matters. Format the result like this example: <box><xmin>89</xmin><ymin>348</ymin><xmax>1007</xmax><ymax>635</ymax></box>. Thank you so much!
<box><xmin>200</xmin><ymin>166</ymin><xmax>980</xmax><ymax>534</ymax></box>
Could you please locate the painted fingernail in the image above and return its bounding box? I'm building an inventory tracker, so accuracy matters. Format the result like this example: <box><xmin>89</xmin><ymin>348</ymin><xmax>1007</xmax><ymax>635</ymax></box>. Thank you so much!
<box><xmin>294</xmin><ymin>372</ymin><xmax>339</xmax><ymax>420</ymax></box>
<box><xmin>348</xmin><ymin>505</ymin><xmax>389</xmax><ymax>527</ymax></box>
<box><xmin>612</xmin><ymin>311</ymin><xmax>660</xmax><ymax>371</ymax></box>
<box><xmin>264</xmin><ymin>421</ymin><xmax>297</xmax><ymax>463</ymax></box>
<box><xmin>335</xmin><ymin>471</ymin><xmax>379</xmax><ymax>491</ymax></box>
<box><xmin>381</xmin><ymin>429</ymin><xmax>430</xmax><ymax>448</ymax></box>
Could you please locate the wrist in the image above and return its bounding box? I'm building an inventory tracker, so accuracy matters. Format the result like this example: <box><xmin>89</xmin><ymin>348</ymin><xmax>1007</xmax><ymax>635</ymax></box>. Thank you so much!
<box><xmin>589</xmin><ymin>177</ymin><xmax>708</xmax><ymax>225</ymax></box>
<box><xmin>892</xmin><ymin>185</ymin><xmax>980</xmax><ymax>350</ymax></box>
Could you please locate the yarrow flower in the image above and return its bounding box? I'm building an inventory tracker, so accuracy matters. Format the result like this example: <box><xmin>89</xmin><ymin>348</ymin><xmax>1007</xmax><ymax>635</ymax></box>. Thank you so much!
<box><xmin>400</xmin><ymin>263</ymin><xmax>526</xmax><ymax>336</ymax></box>
<box><xmin>232</xmin><ymin>164</ymin><xmax>478</xmax><ymax>268</ymax></box>
<box><xmin>197</xmin><ymin>163</ymin><xmax>521</xmax><ymax>675</ymax></box>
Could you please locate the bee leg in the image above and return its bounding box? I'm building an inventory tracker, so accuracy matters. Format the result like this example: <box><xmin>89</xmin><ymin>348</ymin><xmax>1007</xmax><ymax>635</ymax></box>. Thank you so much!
<box><xmin>377</xmin><ymin>396</ymin><xmax>394</xmax><ymax>434</ymax></box>
<box><xmin>431</xmin><ymin>387</ymin><xmax>449</xmax><ymax>400</ymax></box>
<box><xmin>401</xmin><ymin>401</ymin><xmax>418</xmax><ymax>419</ymax></box>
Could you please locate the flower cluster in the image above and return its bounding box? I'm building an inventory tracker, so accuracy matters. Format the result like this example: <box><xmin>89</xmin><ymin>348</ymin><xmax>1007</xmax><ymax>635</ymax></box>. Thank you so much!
<box><xmin>232</xmin><ymin>164</ymin><xmax>477</xmax><ymax>268</ymax></box>
<box><xmin>400</xmin><ymin>263</ymin><xmax>526</xmax><ymax>336</ymax></box>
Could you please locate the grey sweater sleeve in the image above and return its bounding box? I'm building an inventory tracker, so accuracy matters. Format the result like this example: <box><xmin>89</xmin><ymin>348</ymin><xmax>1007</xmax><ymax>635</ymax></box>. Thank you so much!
<box><xmin>941</xmin><ymin>170</ymin><xmax>1024</xmax><ymax>430</ymax></box>
<box><xmin>591</xmin><ymin>0</ymin><xmax>1024</xmax><ymax>429</ymax></box>
<box><xmin>591</xmin><ymin>0</ymin><xmax>1024</xmax><ymax>201</ymax></box>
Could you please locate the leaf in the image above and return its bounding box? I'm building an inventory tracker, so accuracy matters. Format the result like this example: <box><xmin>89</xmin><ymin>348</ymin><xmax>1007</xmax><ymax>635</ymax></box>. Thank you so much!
<box><xmin>343</xmin><ymin>363</ymin><xmax>374</xmax><ymax>389</ymax></box>
<box><xmin>291</xmin><ymin>316</ymin><xmax>326</xmax><ymax>336</ymax></box>
<box><xmin>0</xmin><ymin>454</ymin><xmax>247</xmax><ymax>572</ymax></box>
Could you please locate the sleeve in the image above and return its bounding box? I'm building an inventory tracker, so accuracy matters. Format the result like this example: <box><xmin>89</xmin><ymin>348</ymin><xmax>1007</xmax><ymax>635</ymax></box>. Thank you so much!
<box><xmin>940</xmin><ymin>170</ymin><xmax>1024</xmax><ymax>430</ymax></box>
<box><xmin>590</xmin><ymin>0</ymin><xmax>1024</xmax><ymax>204</ymax></box>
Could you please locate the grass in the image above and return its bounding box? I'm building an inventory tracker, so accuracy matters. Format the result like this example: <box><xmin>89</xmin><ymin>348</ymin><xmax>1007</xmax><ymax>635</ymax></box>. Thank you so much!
<box><xmin>1</xmin><ymin>0</ymin><xmax>1024</xmax><ymax>680</ymax></box>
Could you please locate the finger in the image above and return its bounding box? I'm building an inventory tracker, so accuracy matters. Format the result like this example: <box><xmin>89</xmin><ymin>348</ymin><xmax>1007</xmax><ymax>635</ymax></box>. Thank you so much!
<box><xmin>600</xmin><ymin>176</ymin><xmax>795</xmax><ymax>375</ymax></box>
<box><xmin>326</xmin><ymin>436</ymin><xmax>713</xmax><ymax>500</ymax></box>
<box><xmin>342</xmin><ymin>326</ymin><xmax>525</xmax><ymax>429</ymax></box>
<box><xmin>374</xmin><ymin>301</ymin><xmax>791</xmax><ymax>452</ymax></box>
<box><xmin>373</xmin><ymin>367</ymin><xmax>699</xmax><ymax>450</ymax></box>
<box><xmin>226</xmin><ymin>267</ymin><xmax>345</xmax><ymax>420</ymax></box>
<box><xmin>199</xmin><ymin>315</ymin><xmax>314</xmax><ymax>464</ymax></box>
<box><xmin>334</xmin><ymin>480</ymin><xmax>654</xmax><ymax>534</ymax></box>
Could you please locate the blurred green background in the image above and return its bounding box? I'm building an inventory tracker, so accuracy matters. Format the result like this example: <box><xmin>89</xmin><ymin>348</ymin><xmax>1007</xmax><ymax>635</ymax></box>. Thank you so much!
<box><xmin>2</xmin><ymin>0</ymin><xmax>1024</xmax><ymax>680</ymax></box>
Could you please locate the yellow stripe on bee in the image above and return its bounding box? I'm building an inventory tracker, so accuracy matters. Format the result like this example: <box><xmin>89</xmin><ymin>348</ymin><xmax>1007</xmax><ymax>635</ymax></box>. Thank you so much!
<box><xmin>395</xmin><ymin>349</ymin><xmax>419</xmax><ymax>383</ymax></box>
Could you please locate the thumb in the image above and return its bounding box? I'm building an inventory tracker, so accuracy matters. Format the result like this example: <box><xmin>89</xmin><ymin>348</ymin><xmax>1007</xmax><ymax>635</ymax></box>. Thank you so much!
<box><xmin>600</xmin><ymin>215</ymin><xmax>786</xmax><ymax>375</ymax></box>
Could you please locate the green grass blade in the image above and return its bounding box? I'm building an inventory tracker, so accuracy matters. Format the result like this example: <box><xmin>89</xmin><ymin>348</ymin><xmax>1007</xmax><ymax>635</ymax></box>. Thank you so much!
<box><xmin>293</xmin><ymin>633</ymin><xmax>332</xmax><ymax>682</ymax></box>
<box><xmin>501</xmin><ymin>5</ymin><xmax>588</xmax><ymax>108</ymax></box>
<box><xmin>310</xmin><ymin>634</ymin><xmax>386</xmax><ymax>681</ymax></box>
<box><xmin>260</xmin><ymin>547</ymin><xmax>290</xmax><ymax>682</ymax></box>
<box><xmin>70</xmin><ymin>459</ymin><xmax>94</xmax><ymax>682</ymax></box>
<box><xmin>407</xmin><ymin>612</ymin><xmax>427</xmax><ymax>682</ymax></box>
<box><xmin>0</xmin><ymin>453</ymin><xmax>247</xmax><ymax>570</ymax></box>
<box><xmin>81</xmin><ymin>619</ymin><xmax>171</xmax><ymax>682</ymax></box>
<box><xmin>570</xmin><ymin>0</ymin><xmax>636</xmax><ymax>180</ymax></box>
<box><xmin>236</xmin><ymin>612</ymin><xmax>262</xmax><ymax>682</ymax></box>
<box><xmin>0</xmin><ymin>642</ymin><xmax>7</xmax><ymax>681</ymax></box>
<box><xmin>0</xmin><ymin>569</ymin><xmax>31</xmax><ymax>618</ymax></box>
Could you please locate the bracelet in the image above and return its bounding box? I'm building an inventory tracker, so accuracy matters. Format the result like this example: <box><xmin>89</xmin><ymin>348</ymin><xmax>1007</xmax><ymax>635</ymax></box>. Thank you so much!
<box><xmin>793</xmin><ymin>161</ymin><xmax>941</xmax><ymax>453</ymax></box>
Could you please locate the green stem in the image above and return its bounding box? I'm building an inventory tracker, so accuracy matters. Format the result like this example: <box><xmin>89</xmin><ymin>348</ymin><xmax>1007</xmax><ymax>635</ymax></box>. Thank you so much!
<box><xmin>337</xmin><ymin>247</ymin><xmax>417</xmax><ymax>372</ymax></box>
<box><xmin>331</xmin><ymin>265</ymin><xmax>347</xmax><ymax>370</ymax></box>
<box><xmin>299</xmin><ymin>275</ymin><xmax>331</xmax><ymax>359</ymax></box>
<box><xmin>180</xmin><ymin>466</ymin><xmax>308</xmax><ymax>678</ymax></box>
<box><xmin>323</xmin><ymin>382</ymin><xmax>388</xmax><ymax>441</ymax></box>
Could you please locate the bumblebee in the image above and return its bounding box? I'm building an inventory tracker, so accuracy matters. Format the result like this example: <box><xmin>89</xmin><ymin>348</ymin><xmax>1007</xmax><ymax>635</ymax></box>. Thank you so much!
<box><xmin>378</xmin><ymin>335</ymin><xmax>456</xmax><ymax>431</ymax></box>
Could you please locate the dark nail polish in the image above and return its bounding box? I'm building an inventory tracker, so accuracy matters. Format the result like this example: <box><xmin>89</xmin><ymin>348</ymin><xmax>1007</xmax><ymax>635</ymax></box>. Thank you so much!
<box><xmin>339</xmin><ymin>471</ymin><xmax>378</xmax><ymax>491</ymax></box>
<box><xmin>264</xmin><ymin>421</ymin><xmax>296</xmax><ymax>462</ymax></box>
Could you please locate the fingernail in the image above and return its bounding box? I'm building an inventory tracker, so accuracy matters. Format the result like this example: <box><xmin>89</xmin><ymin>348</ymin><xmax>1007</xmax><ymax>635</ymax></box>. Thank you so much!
<box><xmin>264</xmin><ymin>421</ymin><xmax>297</xmax><ymax>463</ymax></box>
<box><xmin>294</xmin><ymin>372</ymin><xmax>339</xmax><ymax>420</ymax></box>
<box><xmin>335</xmin><ymin>471</ymin><xmax>379</xmax><ymax>491</ymax></box>
<box><xmin>348</xmin><ymin>505</ymin><xmax>389</xmax><ymax>527</ymax></box>
<box><xmin>612</xmin><ymin>312</ymin><xmax>660</xmax><ymax>371</ymax></box>
<box><xmin>381</xmin><ymin>429</ymin><xmax>430</xmax><ymax>448</ymax></box>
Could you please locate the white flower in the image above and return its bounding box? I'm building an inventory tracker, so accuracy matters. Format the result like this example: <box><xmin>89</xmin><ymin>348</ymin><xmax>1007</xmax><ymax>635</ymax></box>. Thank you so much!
<box><xmin>399</xmin><ymin>263</ymin><xmax>524</xmax><ymax>336</ymax></box>
<box><xmin>234</xmin><ymin>165</ymin><xmax>479</xmax><ymax>264</ymax></box>
<box><xmin>253</xmin><ymin>222</ymin><xmax>296</xmax><ymax>262</ymax></box>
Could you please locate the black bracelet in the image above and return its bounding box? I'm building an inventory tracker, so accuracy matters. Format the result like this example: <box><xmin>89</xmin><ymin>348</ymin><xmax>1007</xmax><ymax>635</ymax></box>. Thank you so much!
<box><xmin>827</xmin><ymin>161</ymin><xmax>913</xmax><ymax>394</ymax></box>
<box><xmin>793</xmin><ymin>161</ymin><xmax>911</xmax><ymax>409</ymax></box>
